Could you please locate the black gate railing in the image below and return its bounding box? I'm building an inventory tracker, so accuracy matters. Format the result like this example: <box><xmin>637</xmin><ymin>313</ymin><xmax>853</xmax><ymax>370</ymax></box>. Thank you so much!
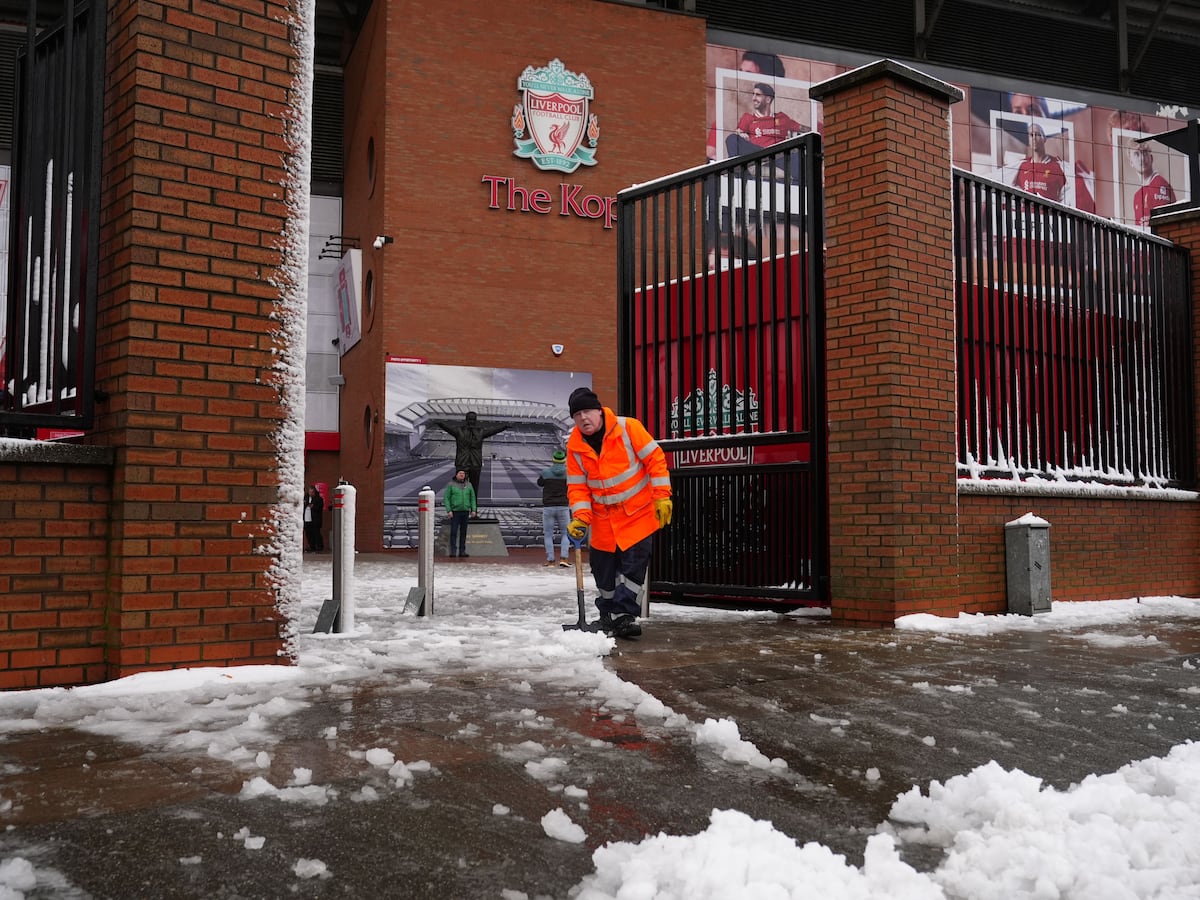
<box><xmin>0</xmin><ymin>1</ymin><xmax>105</xmax><ymax>434</ymax></box>
<box><xmin>617</xmin><ymin>134</ymin><xmax>828</xmax><ymax>607</ymax></box>
<box><xmin>954</xmin><ymin>170</ymin><xmax>1195</xmax><ymax>488</ymax></box>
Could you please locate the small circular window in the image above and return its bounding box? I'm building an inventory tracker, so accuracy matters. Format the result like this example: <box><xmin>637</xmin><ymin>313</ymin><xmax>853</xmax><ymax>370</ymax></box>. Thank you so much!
<box><xmin>364</xmin><ymin>269</ymin><xmax>375</xmax><ymax>331</ymax></box>
<box><xmin>363</xmin><ymin>404</ymin><xmax>375</xmax><ymax>466</ymax></box>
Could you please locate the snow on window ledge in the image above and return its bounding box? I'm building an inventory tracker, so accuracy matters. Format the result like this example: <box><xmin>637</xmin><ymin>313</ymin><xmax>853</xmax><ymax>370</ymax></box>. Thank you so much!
<box><xmin>958</xmin><ymin>472</ymin><xmax>1199</xmax><ymax>501</ymax></box>
<box><xmin>0</xmin><ymin>437</ymin><xmax>114</xmax><ymax>466</ymax></box>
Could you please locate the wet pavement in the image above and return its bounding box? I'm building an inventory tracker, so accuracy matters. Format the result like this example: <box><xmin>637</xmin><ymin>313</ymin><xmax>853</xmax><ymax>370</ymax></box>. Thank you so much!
<box><xmin>2</xmin><ymin>587</ymin><xmax>1199</xmax><ymax>899</ymax></box>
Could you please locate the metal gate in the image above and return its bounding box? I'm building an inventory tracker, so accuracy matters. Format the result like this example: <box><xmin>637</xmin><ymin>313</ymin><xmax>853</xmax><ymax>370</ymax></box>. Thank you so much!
<box><xmin>953</xmin><ymin>169</ymin><xmax>1195</xmax><ymax>488</ymax></box>
<box><xmin>616</xmin><ymin>134</ymin><xmax>828</xmax><ymax>608</ymax></box>
<box><xmin>1</xmin><ymin>1</ymin><xmax>105</xmax><ymax>434</ymax></box>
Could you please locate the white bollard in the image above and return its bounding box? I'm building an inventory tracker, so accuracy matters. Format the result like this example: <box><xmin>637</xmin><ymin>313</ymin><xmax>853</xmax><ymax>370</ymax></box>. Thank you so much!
<box><xmin>331</xmin><ymin>481</ymin><xmax>357</xmax><ymax>632</ymax></box>
<box><xmin>417</xmin><ymin>485</ymin><xmax>435</xmax><ymax>616</ymax></box>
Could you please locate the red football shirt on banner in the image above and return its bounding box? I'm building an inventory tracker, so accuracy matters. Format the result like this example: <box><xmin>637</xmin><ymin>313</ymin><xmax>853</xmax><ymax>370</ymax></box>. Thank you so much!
<box><xmin>1013</xmin><ymin>156</ymin><xmax>1068</xmax><ymax>202</ymax></box>
<box><xmin>1133</xmin><ymin>173</ymin><xmax>1176</xmax><ymax>226</ymax></box>
<box><xmin>735</xmin><ymin>112</ymin><xmax>803</xmax><ymax>148</ymax></box>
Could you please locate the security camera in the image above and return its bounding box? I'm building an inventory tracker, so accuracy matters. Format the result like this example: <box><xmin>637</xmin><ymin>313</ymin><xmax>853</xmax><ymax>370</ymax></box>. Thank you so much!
<box><xmin>551</xmin><ymin>344</ymin><xmax>565</xmax><ymax>357</ymax></box>
<box><xmin>373</xmin><ymin>235</ymin><xmax>394</xmax><ymax>250</ymax></box>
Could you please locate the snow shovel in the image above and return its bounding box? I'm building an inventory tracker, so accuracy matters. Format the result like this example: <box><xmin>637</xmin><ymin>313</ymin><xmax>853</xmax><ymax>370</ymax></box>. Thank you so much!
<box><xmin>562</xmin><ymin>534</ymin><xmax>595</xmax><ymax>631</ymax></box>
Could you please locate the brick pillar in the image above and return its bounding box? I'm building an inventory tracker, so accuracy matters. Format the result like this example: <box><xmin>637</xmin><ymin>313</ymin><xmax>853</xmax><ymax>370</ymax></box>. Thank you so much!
<box><xmin>1153</xmin><ymin>208</ymin><xmax>1200</xmax><ymax>487</ymax></box>
<box><xmin>93</xmin><ymin>0</ymin><xmax>306</xmax><ymax>676</ymax></box>
<box><xmin>809</xmin><ymin>61</ymin><xmax>964</xmax><ymax>625</ymax></box>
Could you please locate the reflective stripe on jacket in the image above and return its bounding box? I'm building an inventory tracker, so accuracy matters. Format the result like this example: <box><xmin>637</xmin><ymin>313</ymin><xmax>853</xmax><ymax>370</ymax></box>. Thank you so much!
<box><xmin>565</xmin><ymin>407</ymin><xmax>671</xmax><ymax>552</ymax></box>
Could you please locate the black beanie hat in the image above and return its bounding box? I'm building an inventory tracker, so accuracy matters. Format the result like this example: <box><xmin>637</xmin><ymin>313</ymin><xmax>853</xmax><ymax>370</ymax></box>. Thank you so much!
<box><xmin>568</xmin><ymin>387</ymin><xmax>602</xmax><ymax>416</ymax></box>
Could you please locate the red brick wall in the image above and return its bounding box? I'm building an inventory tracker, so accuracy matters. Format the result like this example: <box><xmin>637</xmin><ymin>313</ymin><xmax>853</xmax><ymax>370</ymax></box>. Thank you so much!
<box><xmin>340</xmin><ymin>0</ymin><xmax>707</xmax><ymax>550</ymax></box>
<box><xmin>1154</xmin><ymin>211</ymin><xmax>1200</xmax><ymax>480</ymax></box>
<box><xmin>85</xmin><ymin>0</ymin><xmax>303</xmax><ymax>678</ymax></box>
<box><xmin>814</xmin><ymin>64</ymin><xmax>963</xmax><ymax>624</ymax></box>
<box><xmin>958</xmin><ymin>493</ymin><xmax>1200</xmax><ymax>611</ymax></box>
<box><xmin>336</xmin><ymin>0</ymin><xmax>388</xmax><ymax>543</ymax></box>
<box><xmin>815</xmin><ymin>64</ymin><xmax>1199</xmax><ymax>623</ymax></box>
<box><xmin>0</xmin><ymin>451</ymin><xmax>113</xmax><ymax>689</ymax></box>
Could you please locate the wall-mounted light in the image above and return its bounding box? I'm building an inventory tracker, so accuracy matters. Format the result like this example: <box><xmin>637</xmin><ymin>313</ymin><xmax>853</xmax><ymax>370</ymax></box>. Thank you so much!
<box><xmin>329</xmin><ymin>374</ymin><xmax>346</xmax><ymax>386</ymax></box>
<box><xmin>319</xmin><ymin>235</ymin><xmax>360</xmax><ymax>260</ymax></box>
<box><xmin>373</xmin><ymin>235</ymin><xmax>394</xmax><ymax>250</ymax></box>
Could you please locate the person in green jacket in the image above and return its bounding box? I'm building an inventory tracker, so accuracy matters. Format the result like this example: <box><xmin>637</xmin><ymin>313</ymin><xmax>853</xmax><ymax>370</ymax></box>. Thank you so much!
<box><xmin>443</xmin><ymin>469</ymin><xmax>477</xmax><ymax>557</ymax></box>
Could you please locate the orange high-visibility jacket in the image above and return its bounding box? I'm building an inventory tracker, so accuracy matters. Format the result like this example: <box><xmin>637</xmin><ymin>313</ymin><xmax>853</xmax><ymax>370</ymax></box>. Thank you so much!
<box><xmin>565</xmin><ymin>407</ymin><xmax>672</xmax><ymax>552</ymax></box>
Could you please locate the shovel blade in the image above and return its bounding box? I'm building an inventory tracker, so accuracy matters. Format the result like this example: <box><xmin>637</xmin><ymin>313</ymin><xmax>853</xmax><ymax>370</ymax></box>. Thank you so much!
<box><xmin>563</xmin><ymin>620</ymin><xmax>600</xmax><ymax>632</ymax></box>
<box><xmin>563</xmin><ymin>583</ymin><xmax>591</xmax><ymax>630</ymax></box>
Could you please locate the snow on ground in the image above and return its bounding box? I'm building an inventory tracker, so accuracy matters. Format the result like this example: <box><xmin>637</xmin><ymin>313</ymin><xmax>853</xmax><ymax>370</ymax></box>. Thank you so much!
<box><xmin>1</xmin><ymin>555</ymin><xmax>1198</xmax><ymax>899</ymax></box>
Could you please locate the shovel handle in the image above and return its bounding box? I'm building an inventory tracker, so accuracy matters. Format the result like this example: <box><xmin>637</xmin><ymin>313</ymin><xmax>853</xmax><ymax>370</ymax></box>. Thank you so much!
<box><xmin>569</xmin><ymin>534</ymin><xmax>587</xmax><ymax>592</ymax></box>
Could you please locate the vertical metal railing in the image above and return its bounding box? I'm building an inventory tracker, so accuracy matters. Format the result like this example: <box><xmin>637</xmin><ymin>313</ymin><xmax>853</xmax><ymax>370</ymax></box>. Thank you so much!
<box><xmin>0</xmin><ymin>0</ymin><xmax>104</xmax><ymax>433</ymax></box>
<box><xmin>954</xmin><ymin>169</ymin><xmax>1194</xmax><ymax>488</ymax></box>
<box><xmin>616</xmin><ymin>134</ymin><xmax>828</xmax><ymax>606</ymax></box>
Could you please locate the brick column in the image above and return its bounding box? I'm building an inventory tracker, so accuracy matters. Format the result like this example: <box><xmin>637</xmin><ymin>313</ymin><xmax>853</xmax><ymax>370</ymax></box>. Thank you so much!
<box><xmin>809</xmin><ymin>61</ymin><xmax>964</xmax><ymax>624</ymax></box>
<box><xmin>1153</xmin><ymin>208</ymin><xmax>1200</xmax><ymax>488</ymax></box>
<box><xmin>93</xmin><ymin>0</ymin><xmax>306</xmax><ymax>676</ymax></box>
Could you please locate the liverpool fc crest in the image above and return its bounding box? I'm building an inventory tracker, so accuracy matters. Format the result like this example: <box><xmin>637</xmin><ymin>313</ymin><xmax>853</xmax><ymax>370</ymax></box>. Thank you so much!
<box><xmin>511</xmin><ymin>59</ymin><xmax>599</xmax><ymax>173</ymax></box>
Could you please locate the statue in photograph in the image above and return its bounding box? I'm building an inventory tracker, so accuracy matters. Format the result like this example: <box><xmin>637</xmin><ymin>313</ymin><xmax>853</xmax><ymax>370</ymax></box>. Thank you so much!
<box><xmin>429</xmin><ymin>411</ymin><xmax>509</xmax><ymax>497</ymax></box>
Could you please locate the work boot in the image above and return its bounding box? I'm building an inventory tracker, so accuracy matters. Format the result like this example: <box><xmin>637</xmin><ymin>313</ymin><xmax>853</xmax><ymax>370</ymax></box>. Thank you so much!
<box><xmin>596</xmin><ymin>612</ymin><xmax>614</xmax><ymax>634</ymax></box>
<box><xmin>610</xmin><ymin>614</ymin><xmax>641</xmax><ymax>639</ymax></box>
<box><xmin>543</xmin><ymin>560</ymin><xmax>556</xmax><ymax>567</ymax></box>
<box><xmin>557</xmin><ymin>560</ymin><xmax>570</xmax><ymax>568</ymax></box>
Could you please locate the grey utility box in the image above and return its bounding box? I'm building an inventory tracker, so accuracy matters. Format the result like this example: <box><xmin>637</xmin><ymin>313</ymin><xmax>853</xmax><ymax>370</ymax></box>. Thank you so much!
<box><xmin>1005</xmin><ymin>514</ymin><xmax>1052</xmax><ymax>615</ymax></box>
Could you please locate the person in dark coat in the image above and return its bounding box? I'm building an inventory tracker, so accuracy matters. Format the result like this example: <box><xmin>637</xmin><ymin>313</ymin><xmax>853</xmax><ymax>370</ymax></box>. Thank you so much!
<box><xmin>303</xmin><ymin>485</ymin><xmax>324</xmax><ymax>552</ymax></box>
<box><xmin>537</xmin><ymin>449</ymin><xmax>571</xmax><ymax>567</ymax></box>
<box><xmin>429</xmin><ymin>411</ymin><xmax>509</xmax><ymax>498</ymax></box>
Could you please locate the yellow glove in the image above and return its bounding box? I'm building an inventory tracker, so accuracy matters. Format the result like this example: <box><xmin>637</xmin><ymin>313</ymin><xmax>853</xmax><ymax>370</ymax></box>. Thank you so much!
<box><xmin>654</xmin><ymin>498</ymin><xmax>673</xmax><ymax>527</ymax></box>
<box><xmin>567</xmin><ymin>518</ymin><xmax>588</xmax><ymax>539</ymax></box>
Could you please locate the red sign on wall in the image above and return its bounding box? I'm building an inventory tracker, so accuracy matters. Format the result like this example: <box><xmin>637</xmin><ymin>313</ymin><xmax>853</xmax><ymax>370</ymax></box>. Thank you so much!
<box><xmin>481</xmin><ymin>174</ymin><xmax>617</xmax><ymax>229</ymax></box>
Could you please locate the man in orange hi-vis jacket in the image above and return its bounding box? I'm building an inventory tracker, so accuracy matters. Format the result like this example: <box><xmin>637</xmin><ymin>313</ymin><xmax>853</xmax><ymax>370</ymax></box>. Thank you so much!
<box><xmin>565</xmin><ymin>387</ymin><xmax>672</xmax><ymax>639</ymax></box>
